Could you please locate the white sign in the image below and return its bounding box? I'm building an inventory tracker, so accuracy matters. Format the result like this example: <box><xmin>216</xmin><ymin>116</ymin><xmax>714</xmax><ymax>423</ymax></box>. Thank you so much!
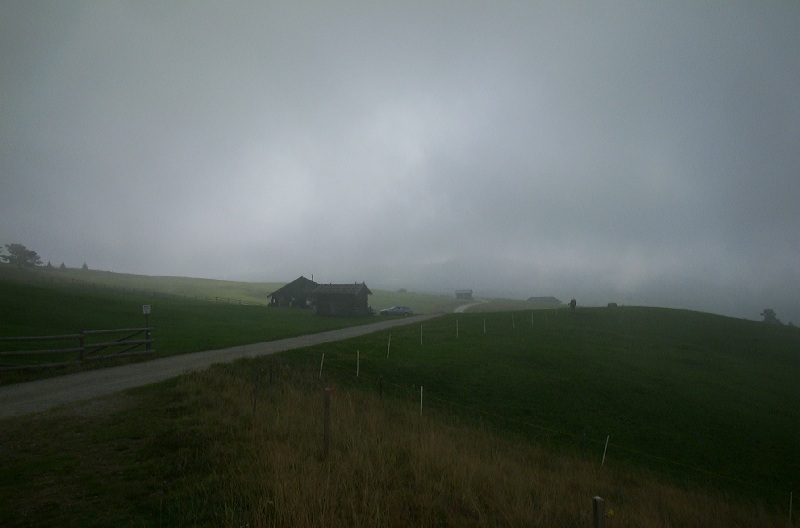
<box><xmin>142</xmin><ymin>304</ymin><xmax>151</xmax><ymax>315</ymax></box>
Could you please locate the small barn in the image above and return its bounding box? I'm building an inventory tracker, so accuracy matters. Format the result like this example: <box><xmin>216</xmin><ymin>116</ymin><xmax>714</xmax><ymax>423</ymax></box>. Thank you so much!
<box><xmin>268</xmin><ymin>276</ymin><xmax>318</xmax><ymax>308</ymax></box>
<box><xmin>455</xmin><ymin>289</ymin><xmax>473</xmax><ymax>300</ymax></box>
<box><xmin>527</xmin><ymin>296</ymin><xmax>562</xmax><ymax>305</ymax></box>
<box><xmin>313</xmin><ymin>283</ymin><xmax>372</xmax><ymax>316</ymax></box>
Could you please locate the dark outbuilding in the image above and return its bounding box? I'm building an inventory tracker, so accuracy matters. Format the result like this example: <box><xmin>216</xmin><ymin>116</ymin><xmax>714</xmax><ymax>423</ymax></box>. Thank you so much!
<box><xmin>455</xmin><ymin>289</ymin><xmax>473</xmax><ymax>300</ymax></box>
<box><xmin>268</xmin><ymin>276</ymin><xmax>318</xmax><ymax>308</ymax></box>
<box><xmin>313</xmin><ymin>283</ymin><xmax>372</xmax><ymax>316</ymax></box>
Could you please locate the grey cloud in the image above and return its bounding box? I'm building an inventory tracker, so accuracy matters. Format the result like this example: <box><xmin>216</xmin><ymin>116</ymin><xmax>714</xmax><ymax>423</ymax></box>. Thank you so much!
<box><xmin>1</xmin><ymin>1</ymin><xmax>798</xmax><ymax>323</ymax></box>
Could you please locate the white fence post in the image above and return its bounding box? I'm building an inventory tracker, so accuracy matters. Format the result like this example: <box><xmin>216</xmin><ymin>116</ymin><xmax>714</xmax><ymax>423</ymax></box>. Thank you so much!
<box><xmin>592</xmin><ymin>496</ymin><xmax>605</xmax><ymax>528</ymax></box>
<box><xmin>322</xmin><ymin>388</ymin><xmax>332</xmax><ymax>458</ymax></box>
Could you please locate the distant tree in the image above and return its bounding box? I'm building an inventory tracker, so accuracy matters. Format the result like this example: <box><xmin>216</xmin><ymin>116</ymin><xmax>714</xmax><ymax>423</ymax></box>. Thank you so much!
<box><xmin>0</xmin><ymin>243</ymin><xmax>43</xmax><ymax>267</ymax></box>
<box><xmin>569</xmin><ymin>299</ymin><xmax>577</xmax><ymax>310</ymax></box>
<box><xmin>46</xmin><ymin>261</ymin><xmax>53</xmax><ymax>269</ymax></box>
<box><xmin>59</xmin><ymin>262</ymin><xmax>66</xmax><ymax>270</ymax></box>
<box><xmin>81</xmin><ymin>262</ymin><xmax>89</xmax><ymax>270</ymax></box>
<box><xmin>760</xmin><ymin>309</ymin><xmax>782</xmax><ymax>325</ymax></box>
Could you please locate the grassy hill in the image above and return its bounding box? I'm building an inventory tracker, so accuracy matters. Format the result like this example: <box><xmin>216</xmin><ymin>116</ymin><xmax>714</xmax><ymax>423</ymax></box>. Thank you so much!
<box><xmin>0</xmin><ymin>264</ymin><xmax>463</xmax><ymax>314</ymax></box>
<box><xmin>0</xmin><ymin>265</ymin><xmax>797</xmax><ymax>525</ymax></box>
<box><xmin>0</xmin><ymin>265</ymin><xmax>461</xmax><ymax>381</ymax></box>
<box><xmin>284</xmin><ymin>307</ymin><xmax>800</xmax><ymax>503</ymax></box>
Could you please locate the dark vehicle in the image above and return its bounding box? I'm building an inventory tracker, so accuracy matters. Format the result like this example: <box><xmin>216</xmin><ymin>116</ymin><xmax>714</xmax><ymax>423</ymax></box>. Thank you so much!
<box><xmin>379</xmin><ymin>306</ymin><xmax>413</xmax><ymax>316</ymax></box>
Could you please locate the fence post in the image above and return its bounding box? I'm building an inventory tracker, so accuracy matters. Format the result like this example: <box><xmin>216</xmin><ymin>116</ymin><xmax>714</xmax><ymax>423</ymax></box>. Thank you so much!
<box><xmin>145</xmin><ymin>328</ymin><xmax>152</xmax><ymax>353</ymax></box>
<box><xmin>592</xmin><ymin>496</ymin><xmax>605</xmax><ymax>528</ymax></box>
<box><xmin>79</xmin><ymin>331</ymin><xmax>85</xmax><ymax>362</ymax></box>
<box><xmin>252</xmin><ymin>369</ymin><xmax>260</xmax><ymax>414</ymax></box>
<box><xmin>322</xmin><ymin>387</ymin><xmax>332</xmax><ymax>458</ymax></box>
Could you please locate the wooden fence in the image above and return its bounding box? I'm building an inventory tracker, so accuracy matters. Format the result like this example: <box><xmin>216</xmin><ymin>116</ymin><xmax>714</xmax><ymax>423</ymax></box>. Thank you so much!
<box><xmin>0</xmin><ymin>327</ymin><xmax>154</xmax><ymax>370</ymax></box>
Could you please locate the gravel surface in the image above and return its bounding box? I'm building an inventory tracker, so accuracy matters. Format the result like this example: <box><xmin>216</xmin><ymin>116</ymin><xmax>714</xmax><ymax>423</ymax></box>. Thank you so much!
<box><xmin>0</xmin><ymin>313</ymin><xmax>442</xmax><ymax>419</ymax></box>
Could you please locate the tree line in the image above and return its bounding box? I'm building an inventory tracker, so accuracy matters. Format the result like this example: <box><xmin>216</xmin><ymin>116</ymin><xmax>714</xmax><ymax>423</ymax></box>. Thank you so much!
<box><xmin>0</xmin><ymin>243</ymin><xmax>88</xmax><ymax>270</ymax></box>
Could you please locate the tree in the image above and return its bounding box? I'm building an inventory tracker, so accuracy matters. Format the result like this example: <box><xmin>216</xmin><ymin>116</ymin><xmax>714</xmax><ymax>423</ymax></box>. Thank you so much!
<box><xmin>569</xmin><ymin>299</ymin><xmax>577</xmax><ymax>310</ymax></box>
<box><xmin>760</xmin><ymin>309</ymin><xmax>782</xmax><ymax>325</ymax></box>
<box><xmin>0</xmin><ymin>243</ymin><xmax>43</xmax><ymax>267</ymax></box>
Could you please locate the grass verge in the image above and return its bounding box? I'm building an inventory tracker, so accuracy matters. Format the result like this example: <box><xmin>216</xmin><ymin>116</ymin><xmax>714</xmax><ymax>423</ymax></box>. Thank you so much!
<box><xmin>0</xmin><ymin>359</ymin><xmax>789</xmax><ymax>527</ymax></box>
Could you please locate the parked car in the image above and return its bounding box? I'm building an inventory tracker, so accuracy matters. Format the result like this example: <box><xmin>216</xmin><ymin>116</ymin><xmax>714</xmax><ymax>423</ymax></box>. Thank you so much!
<box><xmin>379</xmin><ymin>306</ymin><xmax>413</xmax><ymax>316</ymax></box>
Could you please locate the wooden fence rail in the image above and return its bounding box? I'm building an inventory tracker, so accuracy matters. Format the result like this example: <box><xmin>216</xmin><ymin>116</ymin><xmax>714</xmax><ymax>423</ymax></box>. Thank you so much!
<box><xmin>0</xmin><ymin>327</ymin><xmax>154</xmax><ymax>370</ymax></box>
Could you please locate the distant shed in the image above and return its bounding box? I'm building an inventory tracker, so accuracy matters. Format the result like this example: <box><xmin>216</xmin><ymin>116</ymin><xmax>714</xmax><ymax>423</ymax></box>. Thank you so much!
<box><xmin>268</xmin><ymin>276</ymin><xmax>318</xmax><ymax>308</ymax></box>
<box><xmin>313</xmin><ymin>283</ymin><xmax>373</xmax><ymax>316</ymax></box>
<box><xmin>527</xmin><ymin>296</ymin><xmax>562</xmax><ymax>305</ymax></box>
<box><xmin>455</xmin><ymin>289</ymin><xmax>473</xmax><ymax>300</ymax></box>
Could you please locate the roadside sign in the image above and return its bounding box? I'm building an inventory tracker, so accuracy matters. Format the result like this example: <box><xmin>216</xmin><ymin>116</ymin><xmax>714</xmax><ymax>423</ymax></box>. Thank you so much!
<box><xmin>142</xmin><ymin>304</ymin><xmax>151</xmax><ymax>315</ymax></box>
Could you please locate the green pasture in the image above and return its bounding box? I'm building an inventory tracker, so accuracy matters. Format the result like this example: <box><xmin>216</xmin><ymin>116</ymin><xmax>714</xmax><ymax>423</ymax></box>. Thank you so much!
<box><xmin>0</xmin><ymin>266</ymin><xmax>459</xmax><ymax>381</ymax></box>
<box><xmin>0</xmin><ymin>274</ymin><xmax>371</xmax><ymax>382</ymax></box>
<box><xmin>1</xmin><ymin>265</ymin><xmax>797</xmax><ymax>507</ymax></box>
<box><xmin>0</xmin><ymin>264</ymin><xmax>282</xmax><ymax>304</ymax></box>
<box><xmin>281</xmin><ymin>307</ymin><xmax>800</xmax><ymax>504</ymax></box>
<box><xmin>0</xmin><ymin>264</ymin><xmax>463</xmax><ymax>315</ymax></box>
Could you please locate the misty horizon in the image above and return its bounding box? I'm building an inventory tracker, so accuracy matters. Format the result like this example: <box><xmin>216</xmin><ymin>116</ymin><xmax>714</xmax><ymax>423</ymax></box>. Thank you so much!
<box><xmin>2</xmin><ymin>2</ymin><xmax>798</xmax><ymax>324</ymax></box>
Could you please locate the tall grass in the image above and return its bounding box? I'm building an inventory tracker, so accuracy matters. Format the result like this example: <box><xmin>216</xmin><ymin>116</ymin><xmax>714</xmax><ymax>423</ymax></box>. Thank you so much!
<box><xmin>0</xmin><ymin>361</ymin><xmax>787</xmax><ymax>527</ymax></box>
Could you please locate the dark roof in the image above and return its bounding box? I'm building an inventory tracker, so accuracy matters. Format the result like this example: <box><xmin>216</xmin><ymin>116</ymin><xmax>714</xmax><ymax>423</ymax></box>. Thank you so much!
<box><xmin>313</xmin><ymin>283</ymin><xmax>372</xmax><ymax>296</ymax></box>
<box><xmin>269</xmin><ymin>276</ymin><xmax>318</xmax><ymax>297</ymax></box>
<box><xmin>527</xmin><ymin>296</ymin><xmax>562</xmax><ymax>304</ymax></box>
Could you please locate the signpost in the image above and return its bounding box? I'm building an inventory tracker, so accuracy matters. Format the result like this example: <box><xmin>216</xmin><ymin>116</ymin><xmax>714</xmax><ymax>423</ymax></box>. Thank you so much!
<box><xmin>142</xmin><ymin>304</ymin><xmax>151</xmax><ymax>330</ymax></box>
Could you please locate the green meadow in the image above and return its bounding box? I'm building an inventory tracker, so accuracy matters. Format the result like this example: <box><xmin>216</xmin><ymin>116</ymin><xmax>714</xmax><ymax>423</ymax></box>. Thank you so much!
<box><xmin>287</xmin><ymin>308</ymin><xmax>799</xmax><ymax>500</ymax></box>
<box><xmin>0</xmin><ymin>264</ymin><xmax>462</xmax><ymax>314</ymax></box>
<box><xmin>0</xmin><ymin>265</ymin><xmax>457</xmax><ymax>381</ymax></box>
<box><xmin>0</xmin><ymin>265</ymin><xmax>798</xmax><ymax>525</ymax></box>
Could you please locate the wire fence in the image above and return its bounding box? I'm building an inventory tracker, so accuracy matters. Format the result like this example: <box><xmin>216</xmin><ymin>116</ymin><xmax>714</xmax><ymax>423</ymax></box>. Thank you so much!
<box><xmin>300</xmin><ymin>321</ymin><xmax>797</xmax><ymax>517</ymax></box>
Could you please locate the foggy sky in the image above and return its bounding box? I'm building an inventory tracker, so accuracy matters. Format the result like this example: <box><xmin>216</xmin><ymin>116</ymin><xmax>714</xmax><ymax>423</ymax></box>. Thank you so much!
<box><xmin>2</xmin><ymin>1</ymin><xmax>799</xmax><ymax>323</ymax></box>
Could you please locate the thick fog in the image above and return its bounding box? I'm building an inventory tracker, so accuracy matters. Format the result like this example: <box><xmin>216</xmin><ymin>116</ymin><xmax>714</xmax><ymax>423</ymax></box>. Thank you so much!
<box><xmin>2</xmin><ymin>2</ymin><xmax>799</xmax><ymax>322</ymax></box>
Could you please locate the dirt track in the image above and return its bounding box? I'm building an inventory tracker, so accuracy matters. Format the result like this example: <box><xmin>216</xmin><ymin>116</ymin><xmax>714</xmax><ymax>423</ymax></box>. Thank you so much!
<box><xmin>0</xmin><ymin>313</ymin><xmax>442</xmax><ymax>419</ymax></box>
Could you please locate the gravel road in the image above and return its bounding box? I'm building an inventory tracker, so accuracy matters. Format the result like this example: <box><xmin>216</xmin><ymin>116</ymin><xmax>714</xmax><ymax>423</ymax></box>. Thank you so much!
<box><xmin>0</xmin><ymin>313</ymin><xmax>442</xmax><ymax>419</ymax></box>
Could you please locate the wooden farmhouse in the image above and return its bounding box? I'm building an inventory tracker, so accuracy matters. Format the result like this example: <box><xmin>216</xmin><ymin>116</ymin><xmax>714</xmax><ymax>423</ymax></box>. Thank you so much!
<box><xmin>313</xmin><ymin>283</ymin><xmax>373</xmax><ymax>316</ymax></box>
<box><xmin>268</xmin><ymin>276</ymin><xmax>318</xmax><ymax>308</ymax></box>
